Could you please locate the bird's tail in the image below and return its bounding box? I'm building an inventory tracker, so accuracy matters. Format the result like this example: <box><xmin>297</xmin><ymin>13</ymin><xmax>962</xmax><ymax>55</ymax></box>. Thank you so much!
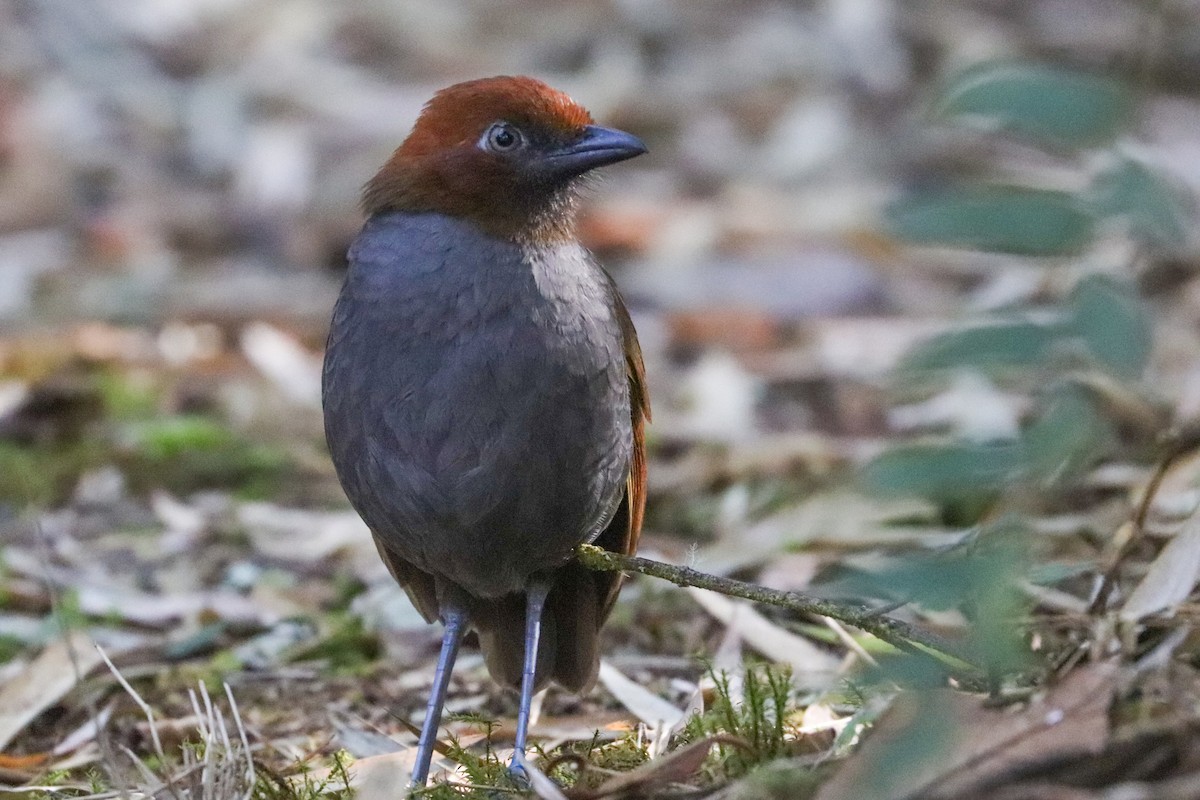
<box><xmin>472</xmin><ymin>563</ymin><xmax>604</xmax><ymax>694</ymax></box>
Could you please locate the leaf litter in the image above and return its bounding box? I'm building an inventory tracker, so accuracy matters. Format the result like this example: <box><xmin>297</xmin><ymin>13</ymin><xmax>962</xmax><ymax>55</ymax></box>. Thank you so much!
<box><xmin>4</xmin><ymin>2</ymin><xmax>1200</xmax><ymax>799</ymax></box>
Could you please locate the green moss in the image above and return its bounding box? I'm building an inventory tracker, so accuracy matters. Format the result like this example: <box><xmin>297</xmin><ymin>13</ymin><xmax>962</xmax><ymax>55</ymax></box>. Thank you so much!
<box><xmin>0</xmin><ymin>440</ymin><xmax>108</xmax><ymax>507</ymax></box>
<box><xmin>546</xmin><ymin>730</ymin><xmax>650</xmax><ymax>791</ymax></box>
<box><xmin>0</xmin><ymin>635</ymin><xmax>28</xmax><ymax>664</ymax></box>
<box><xmin>421</xmin><ymin>714</ymin><xmax>526</xmax><ymax>798</ymax></box>
<box><xmin>680</xmin><ymin>662</ymin><xmax>803</xmax><ymax>784</ymax></box>
<box><xmin>114</xmin><ymin>415</ymin><xmax>291</xmax><ymax>499</ymax></box>
<box><xmin>252</xmin><ymin>750</ymin><xmax>355</xmax><ymax>800</ymax></box>
<box><xmin>287</xmin><ymin>614</ymin><xmax>380</xmax><ymax>675</ymax></box>
<box><xmin>95</xmin><ymin>368</ymin><xmax>160</xmax><ymax>421</ymax></box>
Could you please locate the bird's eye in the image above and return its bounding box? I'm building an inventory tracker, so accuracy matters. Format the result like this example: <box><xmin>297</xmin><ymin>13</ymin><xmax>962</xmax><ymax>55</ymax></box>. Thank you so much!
<box><xmin>483</xmin><ymin>122</ymin><xmax>523</xmax><ymax>153</ymax></box>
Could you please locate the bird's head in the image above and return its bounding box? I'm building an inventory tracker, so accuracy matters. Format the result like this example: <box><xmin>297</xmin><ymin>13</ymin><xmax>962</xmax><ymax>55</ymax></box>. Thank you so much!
<box><xmin>362</xmin><ymin>76</ymin><xmax>646</xmax><ymax>243</ymax></box>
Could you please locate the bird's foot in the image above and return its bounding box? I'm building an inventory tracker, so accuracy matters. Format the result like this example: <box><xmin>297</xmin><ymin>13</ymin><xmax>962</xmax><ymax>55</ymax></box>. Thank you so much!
<box><xmin>507</xmin><ymin>753</ymin><xmax>532</xmax><ymax>789</ymax></box>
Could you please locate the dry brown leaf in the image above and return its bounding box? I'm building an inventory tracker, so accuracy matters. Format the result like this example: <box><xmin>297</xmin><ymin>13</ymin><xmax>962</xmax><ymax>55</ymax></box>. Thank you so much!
<box><xmin>298</xmin><ymin>737</ymin><xmax>486</xmax><ymax>794</ymax></box>
<box><xmin>295</xmin><ymin>750</ymin><xmax>411</xmax><ymax>800</ymax></box>
<box><xmin>1121</xmin><ymin>511</ymin><xmax>1200</xmax><ymax>622</ymax></box>
<box><xmin>240</xmin><ymin>321</ymin><xmax>322</xmax><ymax>408</ymax></box>
<box><xmin>530</xmin><ymin>712</ymin><xmax>636</xmax><ymax>742</ymax></box>
<box><xmin>0</xmin><ymin>634</ymin><xmax>108</xmax><ymax>751</ymax></box>
<box><xmin>666</xmin><ymin>308</ymin><xmax>783</xmax><ymax>352</ymax></box>
<box><xmin>567</xmin><ymin>735</ymin><xmax>747</xmax><ymax>799</ymax></box>
<box><xmin>757</xmin><ymin>552</ymin><xmax>822</xmax><ymax>593</ymax></box>
<box><xmin>238</xmin><ymin>502</ymin><xmax>373</xmax><ymax>564</ymax></box>
<box><xmin>815</xmin><ymin>662</ymin><xmax>1118</xmax><ymax>800</ymax></box>
<box><xmin>598</xmin><ymin>660</ymin><xmax>686</xmax><ymax>729</ymax></box>
<box><xmin>687</xmin><ymin>588</ymin><xmax>840</xmax><ymax>684</ymax></box>
<box><xmin>0</xmin><ymin>752</ymin><xmax>49</xmax><ymax>769</ymax></box>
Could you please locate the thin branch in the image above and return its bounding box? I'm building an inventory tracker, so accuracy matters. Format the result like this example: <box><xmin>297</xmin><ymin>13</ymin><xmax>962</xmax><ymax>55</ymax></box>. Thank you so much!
<box><xmin>1090</xmin><ymin>426</ymin><xmax>1200</xmax><ymax>614</ymax></box>
<box><xmin>575</xmin><ymin>544</ymin><xmax>984</xmax><ymax>685</ymax></box>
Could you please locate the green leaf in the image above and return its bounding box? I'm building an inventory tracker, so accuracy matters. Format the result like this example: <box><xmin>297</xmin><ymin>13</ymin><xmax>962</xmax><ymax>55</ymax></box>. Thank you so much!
<box><xmin>934</xmin><ymin>61</ymin><xmax>1132</xmax><ymax>147</ymax></box>
<box><xmin>1068</xmin><ymin>275</ymin><xmax>1152</xmax><ymax>378</ymax></box>
<box><xmin>861</xmin><ymin>441</ymin><xmax>1023</xmax><ymax>505</ymax></box>
<box><xmin>1022</xmin><ymin>385</ymin><xmax>1116</xmax><ymax>482</ymax></box>
<box><xmin>825</xmin><ymin>519</ymin><xmax>1031</xmax><ymax>617</ymax></box>
<box><xmin>1092</xmin><ymin>156</ymin><xmax>1192</xmax><ymax>248</ymax></box>
<box><xmin>829</xmin><ymin>692</ymin><xmax>957</xmax><ymax>800</ymax></box>
<box><xmin>900</xmin><ymin>319</ymin><xmax>1064</xmax><ymax>375</ymax></box>
<box><xmin>886</xmin><ymin>186</ymin><xmax>1094</xmax><ymax>255</ymax></box>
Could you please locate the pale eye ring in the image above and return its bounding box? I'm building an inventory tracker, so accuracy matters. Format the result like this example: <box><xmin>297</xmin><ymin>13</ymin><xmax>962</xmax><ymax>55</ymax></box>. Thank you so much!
<box><xmin>482</xmin><ymin>122</ymin><xmax>523</xmax><ymax>152</ymax></box>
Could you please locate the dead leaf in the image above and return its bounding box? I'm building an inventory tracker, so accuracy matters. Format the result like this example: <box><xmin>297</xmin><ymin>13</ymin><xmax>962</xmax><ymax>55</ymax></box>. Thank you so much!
<box><xmin>814</xmin><ymin>662</ymin><xmax>1117</xmax><ymax>800</ymax></box>
<box><xmin>1121</xmin><ymin>511</ymin><xmax>1200</xmax><ymax>622</ymax></box>
<box><xmin>757</xmin><ymin>553</ymin><xmax>822</xmax><ymax>593</ymax></box>
<box><xmin>0</xmin><ymin>634</ymin><xmax>109</xmax><ymax>751</ymax></box>
<box><xmin>0</xmin><ymin>752</ymin><xmax>49</xmax><ymax>769</ymax></box>
<box><xmin>666</xmin><ymin>308</ymin><xmax>782</xmax><ymax>352</ymax></box>
<box><xmin>688</xmin><ymin>588</ymin><xmax>840</xmax><ymax>684</ymax></box>
<box><xmin>240</xmin><ymin>322</ymin><xmax>322</xmax><ymax>408</ymax></box>
<box><xmin>525</xmin><ymin>759</ymin><xmax>571</xmax><ymax>800</ymax></box>
<box><xmin>296</xmin><ymin>739</ymin><xmax>488</xmax><ymax>795</ymax></box>
<box><xmin>530</xmin><ymin>712</ymin><xmax>633</xmax><ymax>742</ymax></box>
<box><xmin>568</xmin><ymin>735</ymin><xmax>747</xmax><ymax>799</ymax></box>
<box><xmin>297</xmin><ymin>750</ymin><xmax>411</xmax><ymax>800</ymax></box>
<box><xmin>598</xmin><ymin>660</ymin><xmax>686</xmax><ymax>730</ymax></box>
<box><xmin>238</xmin><ymin>502</ymin><xmax>373</xmax><ymax>565</ymax></box>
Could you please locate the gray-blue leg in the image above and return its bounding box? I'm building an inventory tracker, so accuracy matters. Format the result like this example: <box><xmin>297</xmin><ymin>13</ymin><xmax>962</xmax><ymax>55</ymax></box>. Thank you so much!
<box><xmin>510</xmin><ymin>579</ymin><xmax>551</xmax><ymax>780</ymax></box>
<box><xmin>410</xmin><ymin>606</ymin><xmax>467</xmax><ymax>788</ymax></box>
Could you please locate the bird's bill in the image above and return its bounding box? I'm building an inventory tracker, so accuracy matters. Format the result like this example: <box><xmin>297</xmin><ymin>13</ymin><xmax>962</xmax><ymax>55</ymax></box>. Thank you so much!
<box><xmin>540</xmin><ymin>124</ymin><xmax>647</xmax><ymax>179</ymax></box>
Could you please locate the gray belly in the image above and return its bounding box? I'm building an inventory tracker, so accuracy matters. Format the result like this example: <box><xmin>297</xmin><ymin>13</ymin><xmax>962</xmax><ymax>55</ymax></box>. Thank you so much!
<box><xmin>364</xmin><ymin>327</ymin><xmax>630</xmax><ymax>595</ymax></box>
<box><xmin>322</xmin><ymin>214</ymin><xmax>632</xmax><ymax>597</ymax></box>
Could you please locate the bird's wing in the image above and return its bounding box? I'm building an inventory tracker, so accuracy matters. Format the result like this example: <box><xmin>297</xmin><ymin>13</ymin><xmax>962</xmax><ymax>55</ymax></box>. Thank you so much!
<box><xmin>618</xmin><ymin>286</ymin><xmax>650</xmax><ymax>558</ymax></box>
<box><xmin>372</xmin><ymin>535</ymin><xmax>440</xmax><ymax>623</ymax></box>
<box><xmin>538</xmin><ymin>276</ymin><xmax>650</xmax><ymax>692</ymax></box>
<box><xmin>593</xmin><ymin>276</ymin><xmax>650</xmax><ymax>620</ymax></box>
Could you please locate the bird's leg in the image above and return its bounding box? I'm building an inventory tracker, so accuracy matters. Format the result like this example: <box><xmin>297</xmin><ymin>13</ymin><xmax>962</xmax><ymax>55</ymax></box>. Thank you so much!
<box><xmin>510</xmin><ymin>578</ymin><xmax>551</xmax><ymax>781</ymax></box>
<box><xmin>410</xmin><ymin>604</ymin><xmax>467</xmax><ymax>788</ymax></box>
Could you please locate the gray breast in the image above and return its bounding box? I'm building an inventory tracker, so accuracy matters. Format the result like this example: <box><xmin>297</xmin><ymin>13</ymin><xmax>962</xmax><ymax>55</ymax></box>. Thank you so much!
<box><xmin>322</xmin><ymin>212</ymin><xmax>632</xmax><ymax>597</ymax></box>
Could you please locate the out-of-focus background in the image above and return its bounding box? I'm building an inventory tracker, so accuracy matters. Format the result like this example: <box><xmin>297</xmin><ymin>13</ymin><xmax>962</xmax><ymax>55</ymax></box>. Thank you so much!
<box><xmin>4</xmin><ymin>2</ymin><xmax>1200</xmax><ymax>798</ymax></box>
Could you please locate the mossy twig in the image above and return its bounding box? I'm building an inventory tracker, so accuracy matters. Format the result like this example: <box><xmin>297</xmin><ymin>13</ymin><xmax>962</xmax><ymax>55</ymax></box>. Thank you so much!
<box><xmin>575</xmin><ymin>544</ymin><xmax>984</xmax><ymax>685</ymax></box>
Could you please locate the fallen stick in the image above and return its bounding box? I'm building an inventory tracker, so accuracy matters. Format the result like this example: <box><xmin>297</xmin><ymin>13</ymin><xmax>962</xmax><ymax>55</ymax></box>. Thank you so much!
<box><xmin>574</xmin><ymin>544</ymin><xmax>985</xmax><ymax>687</ymax></box>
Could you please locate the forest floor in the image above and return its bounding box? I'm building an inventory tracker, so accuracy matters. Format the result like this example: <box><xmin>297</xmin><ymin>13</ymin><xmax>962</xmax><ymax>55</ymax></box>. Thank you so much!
<box><xmin>4</xmin><ymin>2</ymin><xmax>1200</xmax><ymax>798</ymax></box>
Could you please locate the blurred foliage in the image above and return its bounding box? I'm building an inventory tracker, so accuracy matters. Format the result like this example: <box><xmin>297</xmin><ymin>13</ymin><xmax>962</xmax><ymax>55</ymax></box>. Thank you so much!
<box><xmin>932</xmin><ymin>61</ymin><xmax>1133</xmax><ymax>147</ymax></box>
<box><xmin>119</xmin><ymin>414</ymin><xmax>290</xmax><ymax>499</ymax></box>
<box><xmin>898</xmin><ymin>276</ymin><xmax>1151</xmax><ymax>381</ymax></box>
<box><xmin>0</xmin><ymin>439</ymin><xmax>108</xmax><ymax>509</ymax></box>
<box><xmin>286</xmin><ymin>613</ymin><xmax>380</xmax><ymax>675</ymax></box>
<box><xmin>846</xmin><ymin>697</ymin><xmax>957</xmax><ymax>800</ymax></box>
<box><xmin>852</xmin><ymin>55</ymin><xmax>1185</xmax><ymax>793</ymax></box>
<box><xmin>0</xmin><ymin>366</ymin><xmax>294</xmax><ymax>508</ymax></box>
<box><xmin>871</xmin><ymin>58</ymin><xmax>1173</xmax><ymax>522</ymax></box>
<box><xmin>863</xmin><ymin>383</ymin><xmax>1118</xmax><ymax>515</ymax></box>
<box><xmin>0</xmin><ymin>634</ymin><xmax>27</xmax><ymax>663</ymax></box>
<box><xmin>860</xmin><ymin>440</ymin><xmax>1016</xmax><ymax>515</ymax></box>
<box><xmin>831</xmin><ymin>519</ymin><xmax>1035</xmax><ymax>680</ymax></box>
<box><xmin>1068</xmin><ymin>275</ymin><xmax>1153</xmax><ymax>378</ymax></box>
<box><xmin>1092</xmin><ymin>155</ymin><xmax>1193</xmax><ymax>249</ymax></box>
<box><xmin>887</xmin><ymin>186</ymin><xmax>1094</xmax><ymax>256</ymax></box>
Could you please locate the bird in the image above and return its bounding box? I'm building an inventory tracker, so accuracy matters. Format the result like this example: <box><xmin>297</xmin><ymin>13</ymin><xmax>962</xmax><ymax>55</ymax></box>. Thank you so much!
<box><xmin>321</xmin><ymin>76</ymin><xmax>650</xmax><ymax>787</ymax></box>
